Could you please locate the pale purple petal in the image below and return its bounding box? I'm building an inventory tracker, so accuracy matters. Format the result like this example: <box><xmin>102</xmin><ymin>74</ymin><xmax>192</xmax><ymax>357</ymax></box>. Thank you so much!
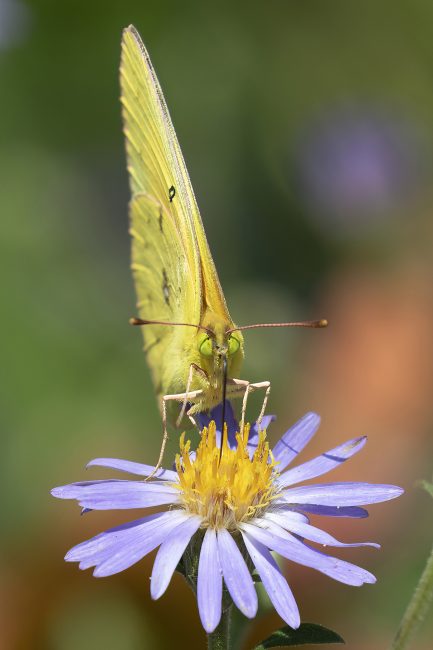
<box><xmin>65</xmin><ymin>510</ymin><xmax>188</xmax><ymax>575</ymax></box>
<box><xmin>277</xmin><ymin>436</ymin><xmax>367</xmax><ymax>487</ymax></box>
<box><xmin>263</xmin><ymin>511</ymin><xmax>379</xmax><ymax>548</ymax></box>
<box><xmin>272</xmin><ymin>412</ymin><xmax>321</xmax><ymax>470</ymax></box>
<box><xmin>52</xmin><ymin>479</ymin><xmax>120</xmax><ymax>497</ymax></box>
<box><xmin>242</xmin><ymin>531</ymin><xmax>300</xmax><ymax>629</ymax></box>
<box><xmin>197</xmin><ymin>529</ymin><xmax>222</xmax><ymax>633</ymax></box>
<box><xmin>93</xmin><ymin>510</ymin><xmax>188</xmax><ymax>577</ymax></box>
<box><xmin>298</xmin><ymin>504</ymin><xmax>369</xmax><ymax>518</ymax></box>
<box><xmin>281</xmin><ymin>482</ymin><xmax>404</xmax><ymax>507</ymax></box>
<box><xmin>77</xmin><ymin>518</ymin><xmax>164</xmax><ymax>571</ymax></box>
<box><xmin>240</xmin><ymin>521</ymin><xmax>376</xmax><ymax>586</ymax></box>
<box><xmin>66</xmin><ymin>516</ymin><xmax>156</xmax><ymax>565</ymax></box>
<box><xmin>52</xmin><ymin>480</ymin><xmax>179</xmax><ymax>510</ymax></box>
<box><xmin>216</xmin><ymin>529</ymin><xmax>257</xmax><ymax>618</ymax></box>
<box><xmin>151</xmin><ymin>515</ymin><xmax>202</xmax><ymax>599</ymax></box>
<box><xmin>268</xmin><ymin>508</ymin><xmax>310</xmax><ymax>524</ymax></box>
<box><xmin>87</xmin><ymin>457</ymin><xmax>178</xmax><ymax>481</ymax></box>
<box><xmin>247</xmin><ymin>415</ymin><xmax>276</xmax><ymax>457</ymax></box>
<box><xmin>66</xmin><ymin>515</ymin><xmax>155</xmax><ymax>558</ymax></box>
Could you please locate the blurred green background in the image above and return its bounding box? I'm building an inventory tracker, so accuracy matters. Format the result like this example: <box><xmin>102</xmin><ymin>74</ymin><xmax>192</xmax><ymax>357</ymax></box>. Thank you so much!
<box><xmin>2</xmin><ymin>1</ymin><xmax>433</xmax><ymax>648</ymax></box>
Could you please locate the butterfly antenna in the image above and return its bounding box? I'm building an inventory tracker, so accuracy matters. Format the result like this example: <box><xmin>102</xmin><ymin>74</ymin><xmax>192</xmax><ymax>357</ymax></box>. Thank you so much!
<box><xmin>220</xmin><ymin>356</ymin><xmax>228</xmax><ymax>464</ymax></box>
<box><xmin>130</xmin><ymin>317</ymin><xmax>214</xmax><ymax>336</ymax></box>
<box><xmin>226</xmin><ymin>319</ymin><xmax>328</xmax><ymax>333</ymax></box>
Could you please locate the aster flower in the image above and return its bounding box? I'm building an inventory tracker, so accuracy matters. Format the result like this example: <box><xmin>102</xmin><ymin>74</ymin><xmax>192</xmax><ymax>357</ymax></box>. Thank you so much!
<box><xmin>51</xmin><ymin>404</ymin><xmax>403</xmax><ymax>634</ymax></box>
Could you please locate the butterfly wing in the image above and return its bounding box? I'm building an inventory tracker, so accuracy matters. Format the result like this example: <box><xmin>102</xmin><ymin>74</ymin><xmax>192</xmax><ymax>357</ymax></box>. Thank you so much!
<box><xmin>128</xmin><ymin>194</ymin><xmax>193</xmax><ymax>396</ymax></box>
<box><xmin>120</xmin><ymin>25</ymin><xmax>235</xmax><ymax>400</ymax></box>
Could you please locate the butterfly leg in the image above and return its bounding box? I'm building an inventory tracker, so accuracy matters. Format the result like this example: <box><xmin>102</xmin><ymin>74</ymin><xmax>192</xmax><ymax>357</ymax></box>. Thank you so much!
<box><xmin>176</xmin><ymin>363</ymin><xmax>208</xmax><ymax>428</ymax></box>
<box><xmin>240</xmin><ymin>382</ymin><xmax>253</xmax><ymax>434</ymax></box>
<box><xmin>188</xmin><ymin>414</ymin><xmax>198</xmax><ymax>429</ymax></box>
<box><xmin>251</xmin><ymin>380</ymin><xmax>271</xmax><ymax>428</ymax></box>
<box><xmin>227</xmin><ymin>378</ymin><xmax>271</xmax><ymax>432</ymax></box>
<box><xmin>145</xmin><ymin>388</ymin><xmax>204</xmax><ymax>481</ymax></box>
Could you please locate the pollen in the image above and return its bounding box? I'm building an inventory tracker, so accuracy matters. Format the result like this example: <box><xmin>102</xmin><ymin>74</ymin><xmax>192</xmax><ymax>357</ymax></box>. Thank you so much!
<box><xmin>174</xmin><ymin>421</ymin><xmax>280</xmax><ymax>531</ymax></box>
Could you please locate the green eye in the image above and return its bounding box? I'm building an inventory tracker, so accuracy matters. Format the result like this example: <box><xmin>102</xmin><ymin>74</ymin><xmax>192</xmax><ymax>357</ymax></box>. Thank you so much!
<box><xmin>228</xmin><ymin>335</ymin><xmax>240</xmax><ymax>356</ymax></box>
<box><xmin>199</xmin><ymin>336</ymin><xmax>213</xmax><ymax>356</ymax></box>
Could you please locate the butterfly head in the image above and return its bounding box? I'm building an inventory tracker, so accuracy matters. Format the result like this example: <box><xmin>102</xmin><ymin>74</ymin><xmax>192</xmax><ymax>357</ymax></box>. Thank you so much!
<box><xmin>198</xmin><ymin>312</ymin><xmax>244</xmax><ymax>378</ymax></box>
<box><xmin>198</xmin><ymin>331</ymin><xmax>242</xmax><ymax>363</ymax></box>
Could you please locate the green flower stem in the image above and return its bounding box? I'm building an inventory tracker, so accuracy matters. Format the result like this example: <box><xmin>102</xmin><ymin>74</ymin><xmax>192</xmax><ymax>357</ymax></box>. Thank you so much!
<box><xmin>391</xmin><ymin>542</ymin><xmax>433</xmax><ymax>650</ymax></box>
<box><xmin>207</xmin><ymin>606</ymin><xmax>232</xmax><ymax>650</ymax></box>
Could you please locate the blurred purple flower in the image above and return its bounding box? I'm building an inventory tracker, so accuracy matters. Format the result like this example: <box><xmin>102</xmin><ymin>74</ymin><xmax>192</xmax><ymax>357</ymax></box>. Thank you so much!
<box><xmin>296</xmin><ymin>108</ymin><xmax>422</xmax><ymax>228</ymax></box>
<box><xmin>52</xmin><ymin>405</ymin><xmax>403</xmax><ymax>633</ymax></box>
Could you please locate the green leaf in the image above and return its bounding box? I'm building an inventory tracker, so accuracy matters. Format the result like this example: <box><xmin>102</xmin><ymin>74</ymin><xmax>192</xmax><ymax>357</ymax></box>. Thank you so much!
<box><xmin>418</xmin><ymin>479</ymin><xmax>433</xmax><ymax>499</ymax></box>
<box><xmin>254</xmin><ymin>623</ymin><xmax>345</xmax><ymax>648</ymax></box>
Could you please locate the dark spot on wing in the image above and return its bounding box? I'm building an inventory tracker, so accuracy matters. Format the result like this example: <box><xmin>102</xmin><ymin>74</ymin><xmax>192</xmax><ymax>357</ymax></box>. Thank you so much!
<box><xmin>158</xmin><ymin>207</ymin><xmax>163</xmax><ymax>232</ymax></box>
<box><xmin>168</xmin><ymin>185</ymin><xmax>176</xmax><ymax>202</ymax></box>
<box><xmin>162</xmin><ymin>268</ymin><xmax>170</xmax><ymax>306</ymax></box>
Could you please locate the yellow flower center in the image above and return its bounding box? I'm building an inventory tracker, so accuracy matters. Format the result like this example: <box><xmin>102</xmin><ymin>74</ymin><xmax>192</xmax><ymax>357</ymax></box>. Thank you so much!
<box><xmin>174</xmin><ymin>421</ymin><xmax>280</xmax><ymax>531</ymax></box>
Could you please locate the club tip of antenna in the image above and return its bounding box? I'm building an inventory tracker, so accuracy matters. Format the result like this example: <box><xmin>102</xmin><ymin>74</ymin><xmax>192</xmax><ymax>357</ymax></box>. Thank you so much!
<box><xmin>318</xmin><ymin>319</ymin><xmax>328</xmax><ymax>328</ymax></box>
<box><xmin>129</xmin><ymin>317</ymin><xmax>143</xmax><ymax>326</ymax></box>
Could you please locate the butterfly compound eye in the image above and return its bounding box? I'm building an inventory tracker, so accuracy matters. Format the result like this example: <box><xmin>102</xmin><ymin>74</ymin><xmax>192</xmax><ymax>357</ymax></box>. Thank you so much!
<box><xmin>228</xmin><ymin>335</ymin><xmax>240</xmax><ymax>356</ymax></box>
<box><xmin>199</xmin><ymin>336</ymin><xmax>213</xmax><ymax>357</ymax></box>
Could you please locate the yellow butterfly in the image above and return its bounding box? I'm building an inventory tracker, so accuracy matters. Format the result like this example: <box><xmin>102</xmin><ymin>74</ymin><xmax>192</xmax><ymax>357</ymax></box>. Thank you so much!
<box><xmin>120</xmin><ymin>25</ymin><xmax>326</xmax><ymax>467</ymax></box>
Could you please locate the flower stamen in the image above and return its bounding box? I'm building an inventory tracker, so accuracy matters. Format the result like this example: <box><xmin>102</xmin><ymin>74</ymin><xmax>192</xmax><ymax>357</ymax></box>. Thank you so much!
<box><xmin>174</xmin><ymin>421</ymin><xmax>280</xmax><ymax>531</ymax></box>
